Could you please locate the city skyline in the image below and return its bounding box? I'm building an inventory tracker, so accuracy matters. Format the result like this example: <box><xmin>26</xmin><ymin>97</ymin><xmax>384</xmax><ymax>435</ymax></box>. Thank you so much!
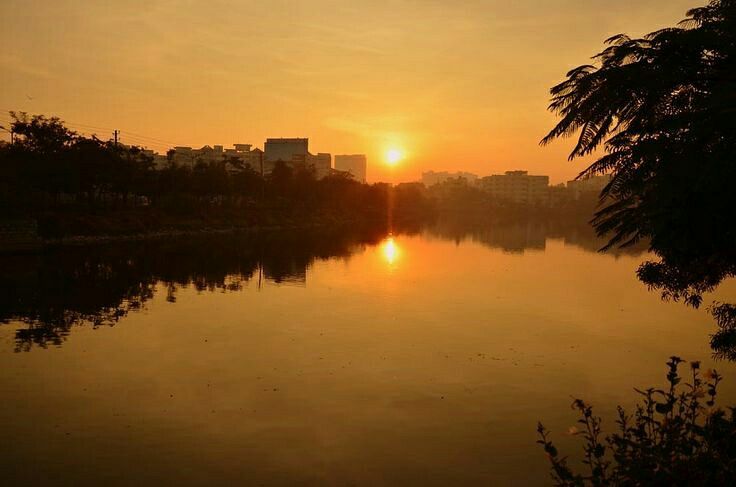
<box><xmin>0</xmin><ymin>0</ymin><xmax>694</xmax><ymax>183</ymax></box>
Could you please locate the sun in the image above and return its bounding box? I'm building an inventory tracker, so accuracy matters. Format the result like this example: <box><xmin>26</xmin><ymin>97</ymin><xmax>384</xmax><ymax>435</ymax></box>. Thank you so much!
<box><xmin>385</xmin><ymin>148</ymin><xmax>403</xmax><ymax>166</ymax></box>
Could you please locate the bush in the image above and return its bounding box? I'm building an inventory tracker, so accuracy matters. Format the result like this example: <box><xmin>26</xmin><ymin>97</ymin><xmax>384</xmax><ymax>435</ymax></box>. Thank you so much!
<box><xmin>537</xmin><ymin>357</ymin><xmax>736</xmax><ymax>485</ymax></box>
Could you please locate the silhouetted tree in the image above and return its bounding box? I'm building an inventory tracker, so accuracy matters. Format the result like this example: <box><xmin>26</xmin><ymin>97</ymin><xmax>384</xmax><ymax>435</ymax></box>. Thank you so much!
<box><xmin>542</xmin><ymin>1</ymin><xmax>736</xmax><ymax>337</ymax></box>
<box><xmin>267</xmin><ymin>160</ymin><xmax>294</xmax><ymax>201</ymax></box>
<box><xmin>0</xmin><ymin>112</ymin><xmax>435</xmax><ymax>233</ymax></box>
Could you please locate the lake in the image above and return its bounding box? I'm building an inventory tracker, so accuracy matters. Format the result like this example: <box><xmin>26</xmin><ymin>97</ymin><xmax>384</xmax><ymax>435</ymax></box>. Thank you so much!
<box><xmin>1</xmin><ymin>219</ymin><xmax>734</xmax><ymax>485</ymax></box>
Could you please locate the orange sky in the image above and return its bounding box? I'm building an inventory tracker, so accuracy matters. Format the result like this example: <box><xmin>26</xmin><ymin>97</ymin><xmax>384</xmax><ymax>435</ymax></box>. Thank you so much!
<box><xmin>0</xmin><ymin>0</ymin><xmax>695</xmax><ymax>183</ymax></box>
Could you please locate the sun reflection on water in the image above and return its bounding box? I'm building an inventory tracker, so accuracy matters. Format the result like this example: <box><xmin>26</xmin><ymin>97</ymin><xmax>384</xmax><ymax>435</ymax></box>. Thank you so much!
<box><xmin>382</xmin><ymin>236</ymin><xmax>400</xmax><ymax>266</ymax></box>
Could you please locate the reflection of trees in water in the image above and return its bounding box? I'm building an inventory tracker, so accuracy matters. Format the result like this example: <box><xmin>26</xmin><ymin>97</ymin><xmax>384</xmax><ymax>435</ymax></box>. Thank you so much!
<box><xmin>0</xmin><ymin>217</ymin><xmax>646</xmax><ymax>352</ymax></box>
<box><xmin>0</xmin><ymin>225</ymin><xmax>387</xmax><ymax>351</ymax></box>
<box><xmin>425</xmin><ymin>216</ymin><xmax>647</xmax><ymax>256</ymax></box>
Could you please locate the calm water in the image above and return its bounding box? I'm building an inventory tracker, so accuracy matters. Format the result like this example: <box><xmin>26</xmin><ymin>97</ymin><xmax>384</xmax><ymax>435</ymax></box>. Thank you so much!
<box><xmin>1</xmin><ymin>220</ymin><xmax>734</xmax><ymax>486</ymax></box>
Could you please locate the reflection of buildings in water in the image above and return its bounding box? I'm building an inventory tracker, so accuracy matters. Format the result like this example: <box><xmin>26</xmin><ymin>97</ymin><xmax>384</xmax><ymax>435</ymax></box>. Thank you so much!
<box><xmin>426</xmin><ymin>218</ymin><xmax>646</xmax><ymax>256</ymax></box>
<box><xmin>475</xmin><ymin>222</ymin><xmax>546</xmax><ymax>254</ymax></box>
<box><xmin>426</xmin><ymin>219</ymin><xmax>546</xmax><ymax>254</ymax></box>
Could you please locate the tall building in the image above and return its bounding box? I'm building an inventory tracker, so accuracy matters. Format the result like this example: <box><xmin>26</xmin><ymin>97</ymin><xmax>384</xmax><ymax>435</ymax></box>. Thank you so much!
<box><xmin>481</xmin><ymin>170</ymin><xmax>549</xmax><ymax>205</ymax></box>
<box><xmin>306</xmin><ymin>152</ymin><xmax>332</xmax><ymax>179</ymax></box>
<box><xmin>566</xmin><ymin>174</ymin><xmax>611</xmax><ymax>200</ymax></box>
<box><xmin>265</xmin><ymin>138</ymin><xmax>308</xmax><ymax>162</ymax></box>
<box><xmin>263</xmin><ymin>138</ymin><xmax>309</xmax><ymax>175</ymax></box>
<box><xmin>334</xmin><ymin>154</ymin><xmax>367</xmax><ymax>183</ymax></box>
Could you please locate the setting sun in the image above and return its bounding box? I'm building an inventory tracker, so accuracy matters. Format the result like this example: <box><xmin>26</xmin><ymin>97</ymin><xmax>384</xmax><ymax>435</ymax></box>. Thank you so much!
<box><xmin>385</xmin><ymin>149</ymin><xmax>403</xmax><ymax>166</ymax></box>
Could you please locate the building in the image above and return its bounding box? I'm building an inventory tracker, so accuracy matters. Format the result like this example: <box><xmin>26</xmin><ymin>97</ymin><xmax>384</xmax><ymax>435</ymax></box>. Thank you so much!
<box><xmin>421</xmin><ymin>171</ymin><xmax>479</xmax><ymax>187</ymax></box>
<box><xmin>170</xmin><ymin>146</ymin><xmax>196</xmax><ymax>167</ymax></box>
<box><xmin>334</xmin><ymin>154</ymin><xmax>367</xmax><ymax>183</ymax></box>
<box><xmin>168</xmin><ymin>145</ymin><xmax>223</xmax><ymax>167</ymax></box>
<box><xmin>481</xmin><ymin>170</ymin><xmax>549</xmax><ymax>205</ymax></box>
<box><xmin>264</xmin><ymin>138</ymin><xmax>309</xmax><ymax>172</ymax></box>
<box><xmin>305</xmin><ymin>152</ymin><xmax>332</xmax><ymax>179</ymax></box>
<box><xmin>168</xmin><ymin>144</ymin><xmax>263</xmax><ymax>172</ymax></box>
<box><xmin>224</xmin><ymin>144</ymin><xmax>263</xmax><ymax>173</ymax></box>
<box><xmin>566</xmin><ymin>174</ymin><xmax>611</xmax><ymax>200</ymax></box>
<box><xmin>548</xmin><ymin>183</ymin><xmax>569</xmax><ymax>208</ymax></box>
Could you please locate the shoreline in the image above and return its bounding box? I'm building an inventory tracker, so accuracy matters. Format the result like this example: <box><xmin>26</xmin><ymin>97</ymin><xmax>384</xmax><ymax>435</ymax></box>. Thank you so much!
<box><xmin>0</xmin><ymin>218</ymin><xmax>386</xmax><ymax>253</ymax></box>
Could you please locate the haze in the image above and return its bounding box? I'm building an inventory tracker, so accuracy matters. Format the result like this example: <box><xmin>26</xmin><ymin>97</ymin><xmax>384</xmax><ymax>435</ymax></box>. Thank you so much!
<box><xmin>0</xmin><ymin>0</ymin><xmax>693</xmax><ymax>182</ymax></box>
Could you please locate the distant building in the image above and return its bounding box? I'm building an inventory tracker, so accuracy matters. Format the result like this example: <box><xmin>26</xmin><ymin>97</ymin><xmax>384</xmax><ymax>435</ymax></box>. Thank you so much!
<box><xmin>548</xmin><ymin>183</ymin><xmax>569</xmax><ymax>208</ymax></box>
<box><xmin>334</xmin><ymin>154</ymin><xmax>367</xmax><ymax>183</ymax></box>
<box><xmin>224</xmin><ymin>144</ymin><xmax>263</xmax><ymax>173</ymax></box>
<box><xmin>566</xmin><ymin>174</ymin><xmax>611</xmax><ymax>200</ymax></box>
<box><xmin>168</xmin><ymin>144</ymin><xmax>263</xmax><ymax>172</ymax></box>
<box><xmin>116</xmin><ymin>144</ymin><xmax>169</xmax><ymax>169</ymax></box>
<box><xmin>170</xmin><ymin>146</ymin><xmax>195</xmax><ymax>167</ymax></box>
<box><xmin>481</xmin><ymin>170</ymin><xmax>549</xmax><ymax>205</ymax></box>
<box><xmin>264</xmin><ymin>137</ymin><xmax>309</xmax><ymax>171</ymax></box>
<box><xmin>421</xmin><ymin>171</ymin><xmax>479</xmax><ymax>187</ymax></box>
<box><xmin>306</xmin><ymin>152</ymin><xmax>332</xmax><ymax>179</ymax></box>
<box><xmin>152</xmin><ymin>153</ymin><xmax>168</xmax><ymax>169</ymax></box>
<box><xmin>168</xmin><ymin>145</ymin><xmax>223</xmax><ymax>167</ymax></box>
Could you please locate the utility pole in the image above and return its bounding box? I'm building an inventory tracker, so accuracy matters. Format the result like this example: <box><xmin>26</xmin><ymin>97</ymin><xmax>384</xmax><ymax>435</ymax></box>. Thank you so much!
<box><xmin>260</xmin><ymin>151</ymin><xmax>265</xmax><ymax>201</ymax></box>
<box><xmin>113</xmin><ymin>129</ymin><xmax>119</xmax><ymax>147</ymax></box>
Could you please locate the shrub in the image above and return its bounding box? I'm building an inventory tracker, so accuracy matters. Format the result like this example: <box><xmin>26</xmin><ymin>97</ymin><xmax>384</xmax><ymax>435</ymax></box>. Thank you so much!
<box><xmin>538</xmin><ymin>357</ymin><xmax>736</xmax><ymax>485</ymax></box>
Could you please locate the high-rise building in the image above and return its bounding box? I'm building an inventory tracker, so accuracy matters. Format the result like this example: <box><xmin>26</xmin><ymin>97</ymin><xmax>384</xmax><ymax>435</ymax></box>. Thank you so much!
<box><xmin>481</xmin><ymin>170</ymin><xmax>549</xmax><ymax>205</ymax></box>
<box><xmin>306</xmin><ymin>153</ymin><xmax>332</xmax><ymax>179</ymax></box>
<box><xmin>334</xmin><ymin>154</ymin><xmax>367</xmax><ymax>183</ymax></box>
<box><xmin>265</xmin><ymin>138</ymin><xmax>308</xmax><ymax>163</ymax></box>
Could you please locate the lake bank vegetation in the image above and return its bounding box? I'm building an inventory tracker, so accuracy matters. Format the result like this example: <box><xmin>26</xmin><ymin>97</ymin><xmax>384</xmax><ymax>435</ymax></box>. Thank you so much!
<box><xmin>0</xmin><ymin>113</ymin><xmax>435</xmax><ymax>239</ymax></box>
<box><xmin>0</xmin><ymin>113</ymin><xmax>605</xmax><ymax>243</ymax></box>
<box><xmin>539</xmin><ymin>0</ymin><xmax>736</xmax><ymax>482</ymax></box>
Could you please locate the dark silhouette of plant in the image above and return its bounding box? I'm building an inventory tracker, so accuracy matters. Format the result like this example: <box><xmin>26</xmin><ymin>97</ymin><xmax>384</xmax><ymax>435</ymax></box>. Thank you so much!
<box><xmin>710</xmin><ymin>303</ymin><xmax>736</xmax><ymax>360</ymax></box>
<box><xmin>0</xmin><ymin>112</ymin><xmax>436</xmax><ymax>232</ymax></box>
<box><xmin>541</xmin><ymin>1</ymin><xmax>736</xmax><ymax>333</ymax></box>
<box><xmin>538</xmin><ymin>357</ymin><xmax>736</xmax><ymax>485</ymax></box>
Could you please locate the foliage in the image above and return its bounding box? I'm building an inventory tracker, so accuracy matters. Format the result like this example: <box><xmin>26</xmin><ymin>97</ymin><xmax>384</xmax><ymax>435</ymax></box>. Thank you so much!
<box><xmin>538</xmin><ymin>357</ymin><xmax>736</xmax><ymax>486</ymax></box>
<box><xmin>0</xmin><ymin>112</ymin><xmax>432</xmax><ymax>232</ymax></box>
<box><xmin>710</xmin><ymin>303</ymin><xmax>736</xmax><ymax>361</ymax></box>
<box><xmin>541</xmin><ymin>1</ymin><xmax>736</xmax><ymax>320</ymax></box>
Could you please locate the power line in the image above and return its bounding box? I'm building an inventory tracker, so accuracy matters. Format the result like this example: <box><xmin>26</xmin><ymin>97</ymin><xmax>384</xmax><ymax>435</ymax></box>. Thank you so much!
<box><xmin>117</xmin><ymin>133</ymin><xmax>171</xmax><ymax>148</ymax></box>
<box><xmin>120</xmin><ymin>130</ymin><xmax>178</xmax><ymax>146</ymax></box>
<box><xmin>0</xmin><ymin>109</ymin><xmax>182</xmax><ymax>150</ymax></box>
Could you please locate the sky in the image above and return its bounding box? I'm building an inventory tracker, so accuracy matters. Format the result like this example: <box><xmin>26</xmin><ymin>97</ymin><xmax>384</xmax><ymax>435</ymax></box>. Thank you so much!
<box><xmin>0</xmin><ymin>0</ymin><xmax>696</xmax><ymax>183</ymax></box>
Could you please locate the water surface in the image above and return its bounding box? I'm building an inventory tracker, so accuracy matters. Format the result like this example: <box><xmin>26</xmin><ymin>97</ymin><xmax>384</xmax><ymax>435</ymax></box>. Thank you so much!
<box><xmin>1</xmin><ymin>221</ymin><xmax>734</xmax><ymax>485</ymax></box>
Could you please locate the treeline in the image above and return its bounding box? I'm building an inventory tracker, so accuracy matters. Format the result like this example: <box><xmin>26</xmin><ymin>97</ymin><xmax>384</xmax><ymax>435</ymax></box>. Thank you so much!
<box><xmin>0</xmin><ymin>113</ymin><xmax>599</xmax><ymax>239</ymax></box>
<box><xmin>0</xmin><ymin>113</ymin><xmax>435</xmax><ymax>235</ymax></box>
